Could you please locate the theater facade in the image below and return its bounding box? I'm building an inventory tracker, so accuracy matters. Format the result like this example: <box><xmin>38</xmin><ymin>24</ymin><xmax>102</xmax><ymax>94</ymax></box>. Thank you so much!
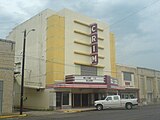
<box><xmin>7</xmin><ymin>8</ymin><xmax>130</xmax><ymax>110</ymax></box>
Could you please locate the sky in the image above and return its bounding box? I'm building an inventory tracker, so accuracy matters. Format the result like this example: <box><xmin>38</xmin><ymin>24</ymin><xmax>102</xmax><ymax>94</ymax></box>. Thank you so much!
<box><xmin>0</xmin><ymin>0</ymin><xmax>160</xmax><ymax>70</ymax></box>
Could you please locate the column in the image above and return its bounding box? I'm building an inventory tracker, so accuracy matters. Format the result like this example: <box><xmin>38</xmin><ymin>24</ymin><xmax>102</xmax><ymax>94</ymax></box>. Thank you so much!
<box><xmin>69</xmin><ymin>92</ymin><xmax>72</xmax><ymax>108</ymax></box>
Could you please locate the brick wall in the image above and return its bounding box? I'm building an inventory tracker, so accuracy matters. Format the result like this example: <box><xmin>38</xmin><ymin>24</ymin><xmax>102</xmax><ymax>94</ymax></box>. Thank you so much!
<box><xmin>0</xmin><ymin>39</ymin><xmax>15</xmax><ymax>114</ymax></box>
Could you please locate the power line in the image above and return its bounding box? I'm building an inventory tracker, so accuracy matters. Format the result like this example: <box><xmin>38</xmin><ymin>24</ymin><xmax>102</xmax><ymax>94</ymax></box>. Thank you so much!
<box><xmin>0</xmin><ymin>52</ymin><xmax>119</xmax><ymax>71</ymax></box>
<box><xmin>0</xmin><ymin>52</ymin><xmax>154</xmax><ymax>75</ymax></box>
<box><xmin>110</xmin><ymin>0</ymin><xmax>160</xmax><ymax>27</ymax></box>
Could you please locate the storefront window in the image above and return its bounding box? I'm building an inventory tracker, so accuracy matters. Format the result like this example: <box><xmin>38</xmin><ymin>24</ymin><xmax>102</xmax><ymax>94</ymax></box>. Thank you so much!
<box><xmin>63</xmin><ymin>93</ymin><xmax>69</xmax><ymax>105</ymax></box>
<box><xmin>125</xmin><ymin>95</ymin><xmax>129</xmax><ymax>99</ymax></box>
<box><xmin>130</xmin><ymin>94</ymin><xmax>135</xmax><ymax>99</ymax></box>
<box><xmin>158</xmin><ymin>78</ymin><xmax>160</xmax><ymax>94</ymax></box>
<box><xmin>123</xmin><ymin>72</ymin><xmax>133</xmax><ymax>81</ymax></box>
<box><xmin>121</xmin><ymin>94</ymin><xmax>125</xmax><ymax>99</ymax></box>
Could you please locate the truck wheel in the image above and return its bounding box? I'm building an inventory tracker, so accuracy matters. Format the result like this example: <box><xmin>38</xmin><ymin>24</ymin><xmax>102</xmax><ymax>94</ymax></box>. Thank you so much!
<box><xmin>126</xmin><ymin>103</ymin><xmax>132</xmax><ymax>110</ymax></box>
<box><xmin>97</xmin><ymin>104</ymin><xmax>103</xmax><ymax>111</ymax></box>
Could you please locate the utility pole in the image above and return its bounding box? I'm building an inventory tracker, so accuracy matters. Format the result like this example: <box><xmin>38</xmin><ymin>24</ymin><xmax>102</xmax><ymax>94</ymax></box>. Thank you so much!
<box><xmin>20</xmin><ymin>29</ymin><xmax>35</xmax><ymax>115</ymax></box>
<box><xmin>20</xmin><ymin>29</ymin><xmax>26</xmax><ymax>115</ymax></box>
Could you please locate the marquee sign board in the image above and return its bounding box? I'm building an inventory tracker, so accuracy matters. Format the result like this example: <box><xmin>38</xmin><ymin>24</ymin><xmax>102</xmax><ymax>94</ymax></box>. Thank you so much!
<box><xmin>90</xmin><ymin>23</ymin><xmax>98</xmax><ymax>65</ymax></box>
<box><xmin>65</xmin><ymin>75</ymin><xmax>106</xmax><ymax>84</ymax></box>
<box><xmin>74</xmin><ymin>76</ymin><xmax>105</xmax><ymax>83</ymax></box>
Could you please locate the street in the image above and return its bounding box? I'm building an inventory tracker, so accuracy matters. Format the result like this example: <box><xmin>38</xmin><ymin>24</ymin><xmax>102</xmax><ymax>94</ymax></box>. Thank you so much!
<box><xmin>4</xmin><ymin>104</ymin><xmax>160</xmax><ymax>120</ymax></box>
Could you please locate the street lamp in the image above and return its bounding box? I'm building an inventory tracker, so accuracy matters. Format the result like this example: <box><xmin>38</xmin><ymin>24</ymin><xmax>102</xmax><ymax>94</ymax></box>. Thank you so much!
<box><xmin>20</xmin><ymin>29</ymin><xmax>35</xmax><ymax>115</ymax></box>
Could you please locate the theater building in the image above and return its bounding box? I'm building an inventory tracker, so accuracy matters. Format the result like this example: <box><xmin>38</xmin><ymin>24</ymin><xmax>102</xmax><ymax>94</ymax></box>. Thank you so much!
<box><xmin>7</xmin><ymin>8</ymin><xmax>123</xmax><ymax>110</ymax></box>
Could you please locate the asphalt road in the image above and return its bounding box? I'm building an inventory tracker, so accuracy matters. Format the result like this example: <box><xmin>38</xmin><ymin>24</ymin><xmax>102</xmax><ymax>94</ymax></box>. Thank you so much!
<box><xmin>4</xmin><ymin>104</ymin><xmax>160</xmax><ymax>120</ymax></box>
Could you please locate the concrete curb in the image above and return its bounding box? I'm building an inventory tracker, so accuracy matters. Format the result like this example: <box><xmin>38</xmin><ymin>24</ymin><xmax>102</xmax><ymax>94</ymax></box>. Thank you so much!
<box><xmin>63</xmin><ymin>110</ymin><xmax>82</xmax><ymax>113</ymax></box>
<box><xmin>63</xmin><ymin>108</ymin><xmax>95</xmax><ymax>113</ymax></box>
<box><xmin>0</xmin><ymin>114</ymin><xmax>27</xmax><ymax>119</ymax></box>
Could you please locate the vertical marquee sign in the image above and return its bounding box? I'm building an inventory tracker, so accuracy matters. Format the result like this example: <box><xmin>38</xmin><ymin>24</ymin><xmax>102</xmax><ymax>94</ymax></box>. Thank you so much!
<box><xmin>90</xmin><ymin>23</ymin><xmax>98</xmax><ymax>65</ymax></box>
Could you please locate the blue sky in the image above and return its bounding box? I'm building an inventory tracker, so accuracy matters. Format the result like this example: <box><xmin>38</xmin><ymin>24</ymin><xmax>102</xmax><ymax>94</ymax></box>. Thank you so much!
<box><xmin>0</xmin><ymin>0</ymin><xmax>160</xmax><ymax>70</ymax></box>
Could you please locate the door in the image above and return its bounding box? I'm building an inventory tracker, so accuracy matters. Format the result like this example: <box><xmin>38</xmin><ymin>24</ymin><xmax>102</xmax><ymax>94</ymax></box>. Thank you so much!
<box><xmin>147</xmin><ymin>93</ymin><xmax>153</xmax><ymax>103</ymax></box>
<box><xmin>94</xmin><ymin>93</ymin><xmax>99</xmax><ymax>101</ymax></box>
<box><xmin>0</xmin><ymin>81</ymin><xmax>3</xmax><ymax>114</ymax></box>
<box><xmin>104</xmin><ymin>96</ymin><xmax>113</xmax><ymax>108</ymax></box>
<box><xmin>56</xmin><ymin>92</ymin><xmax>62</xmax><ymax>108</ymax></box>
<box><xmin>88</xmin><ymin>94</ymin><xmax>92</xmax><ymax>106</ymax></box>
<box><xmin>73</xmin><ymin>94</ymin><xmax>81</xmax><ymax>107</ymax></box>
<box><xmin>112</xmin><ymin>96</ymin><xmax>121</xmax><ymax>108</ymax></box>
<box><xmin>82</xmin><ymin>94</ymin><xmax>88</xmax><ymax>107</ymax></box>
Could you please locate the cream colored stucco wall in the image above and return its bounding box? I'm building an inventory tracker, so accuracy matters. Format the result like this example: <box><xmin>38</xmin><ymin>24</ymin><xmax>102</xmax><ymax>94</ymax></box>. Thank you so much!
<box><xmin>116</xmin><ymin>65</ymin><xmax>160</xmax><ymax>104</ymax></box>
<box><xmin>23</xmin><ymin>88</ymin><xmax>50</xmax><ymax>109</ymax></box>
<box><xmin>6</xmin><ymin>9</ymin><xmax>55</xmax><ymax>88</ymax></box>
<box><xmin>13</xmin><ymin>82</ymin><xmax>50</xmax><ymax>109</ymax></box>
<box><xmin>137</xmin><ymin>68</ymin><xmax>160</xmax><ymax>103</ymax></box>
<box><xmin>116</xmin><ymin>64</ymin><xmax>138</xmax><ymax>88</ymax></box>
<box><xmin>57</xmin><ymin>9</ymin><xmax>111</xmax><ymax>76</ymax></box>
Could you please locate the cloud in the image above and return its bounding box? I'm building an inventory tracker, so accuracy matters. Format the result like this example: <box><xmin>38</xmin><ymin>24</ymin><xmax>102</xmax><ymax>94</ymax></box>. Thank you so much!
<box><xmin>0</xmin><ymin>0</ymin><xmax>49</xmax><ymax>38</ymax></box>
<box><xmin>110</xmin><ymin>0</ymin><xmax>160</xmax><ymax>70</ymax></box>
<box><xmin>0</xmin><ymin>0</ymin><xmax>160</xmax><ymax>70</ymax></box>
<box><xmin>0</xmin><ymin>0</ymin><xmax>49</xmax><ymax>19</ymax></box>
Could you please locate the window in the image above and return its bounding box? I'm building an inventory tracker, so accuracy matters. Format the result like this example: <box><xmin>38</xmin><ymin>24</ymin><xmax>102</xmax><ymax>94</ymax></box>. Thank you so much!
<box><xmin>63</xmin><ymin>93</ymin><xmax>69</xmax><ymax>105</ymax></box>
<box><xmin>146</xmin><ymin>77</ymin><xmax>153</xmax><ymax>92</ymax></box>
<box><xmin>0</xmin><ymin>81</ymin><xmax>3</xmax><ymax>113</ymax></box>
<box><xmin>81</xmin><ymin>65</ymin><xmax>97</xmax><ymax>76</ymax></box>
<box><xmin>114</xmin><ymin>96</ymin><xmax>119</xmax><ymax>100</ymax></box>
<box><xmin>123</xmin><ymin>72</ymin><xmax>133</xmax><ymax>81</ymax></box>
<box><xmin>121</xmin><ymin>94</ymin><xmax>125</xmax><ymax>99</ymax></box>
<box><xmin>140</xmin><ymin>76</ymin><xmax>145</xmax><ymax>95</ymax></box>
<box><xmin>125</xmin><ymin>95</ymin><xmax>129</xmax><ymax>99</ymax></box>
<box><xmin>130</xmin><ymin>94</ymin><xmax>135</xmax><ymax>99</ymax></box>
<box><xmin>106</xmin><ymin>97</ymin><xmax>112</xmax><ymax>101</ymax></box>
<box><xmin>100</xmin><ymin>94</ymin><xmax>106</xmax><ymax>100</ymax></box>
<box><xmin>157</xmin><ymin>78</ymin><xmax>160</xmax><ymax>94</ymax></box>
<box><xmin>14</xmin><ymin>62</ymin><xmax>21</xmax><ymax>74</ymax></box>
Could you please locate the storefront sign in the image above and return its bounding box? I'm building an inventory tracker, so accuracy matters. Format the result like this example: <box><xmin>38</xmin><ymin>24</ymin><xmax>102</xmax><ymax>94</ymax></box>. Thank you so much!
<box><xmin>104</xmin><ymin>76</ymin><xmax>118</xmax><ymax>85</ymax></box>
<box><xmin>75</xmin><ymin>76</ymin><xmax>105</xmax><ymax>83</ymax></box>
<box><xmin>104</xmin><ymin>75</ymin><xmax>118</xmax><ymax>88</ymax></box>
<box><xmin>111</xmin><ymin>78</ymin><xmax>118</xmax><ymax>85</ymax></box>
<box><xmin>90</xmin><ymin>23</ymin><xmax>98</xmax><ymax>65</ymax></box>
<box><xmin>65</xmin><ymin>75</ymin><xmax>105</xmax><ymax>84</ymax></box>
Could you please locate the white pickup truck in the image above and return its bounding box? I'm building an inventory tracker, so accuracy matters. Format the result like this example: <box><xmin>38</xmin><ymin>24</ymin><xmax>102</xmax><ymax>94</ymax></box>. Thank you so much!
<box><xmin>94</xmin><ymin>95</ymin><xmax>138</xmax><ymax>110</ymax></box>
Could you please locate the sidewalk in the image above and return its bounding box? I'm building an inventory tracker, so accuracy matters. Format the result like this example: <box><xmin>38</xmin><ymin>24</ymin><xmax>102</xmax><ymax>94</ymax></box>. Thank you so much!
<box><xmin>0</xmin><ymin>107</ymin><xmax>95</xmax><ymax>119</ymax></box>
<box><xmin>25</xmin><ymin>107</ymin><xmax>95</xmax><ymax>116</ymax></box>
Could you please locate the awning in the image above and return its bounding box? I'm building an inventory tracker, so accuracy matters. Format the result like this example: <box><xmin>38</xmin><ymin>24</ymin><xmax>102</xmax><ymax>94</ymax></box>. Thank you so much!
<box><xmin>47</xmin><ymin>83</ymin><xmax>108</xmax><ymax>89</ymax></box>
